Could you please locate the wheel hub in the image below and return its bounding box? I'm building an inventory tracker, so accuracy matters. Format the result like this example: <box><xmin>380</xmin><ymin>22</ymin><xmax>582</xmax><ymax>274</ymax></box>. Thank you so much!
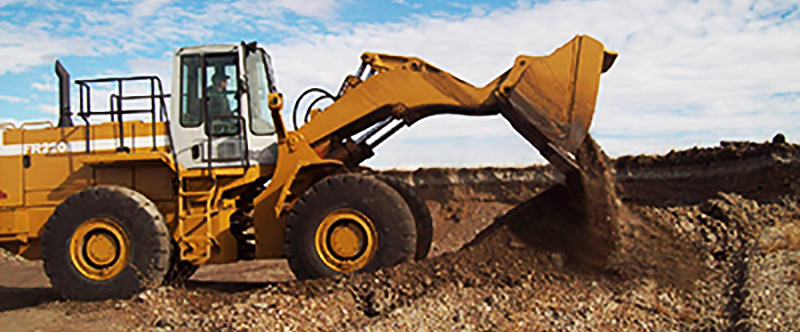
<box><xmin>70</xmin><ymin>218</ymin><xmax>129</xmax><ymax>280</ymax></box>
<box><xmin>85</xmin><ymin>232</ymin><xmax>118</xmax><ymax>266</ymax></box>
<box><xmin>329</xmin><ymin>222</ymin><xmax>365</xmax><ymax>259</ymax></box>
<box><xmin>315</xmin><ymin>209</ymin><xmax>377</xmax><ymax>273</ymax></box>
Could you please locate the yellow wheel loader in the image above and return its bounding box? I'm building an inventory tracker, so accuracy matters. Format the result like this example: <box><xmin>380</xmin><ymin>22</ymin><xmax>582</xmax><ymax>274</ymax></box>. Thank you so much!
<box><xmin>0</xmin><ymin>36</ymin><xmax>616</xmax><ymax>300</ymax></box>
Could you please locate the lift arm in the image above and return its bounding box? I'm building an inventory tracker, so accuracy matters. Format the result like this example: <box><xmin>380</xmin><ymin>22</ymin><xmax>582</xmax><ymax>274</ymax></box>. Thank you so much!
<box><xmin>295</xmin><ymin>34</ymin><xmax>617</xmax><ymax>175</ymax></box>
<box><xmin>254</xmin><ymin>34</ymin><xmax>616</xmax><ymax>259</ymax></box>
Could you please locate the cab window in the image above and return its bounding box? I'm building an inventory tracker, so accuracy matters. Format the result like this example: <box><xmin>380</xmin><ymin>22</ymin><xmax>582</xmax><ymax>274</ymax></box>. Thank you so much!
<box><xmin>246</xmin><ymin>50</ymin><xmax>276</xmax><ymax>135</ymax></box>
<box><xmin>179</xmin><ymin>55</ymin><xmax>201</xmax><ymax>127</ymax></box>
<box><xmin>179</xmin><ymin>53</ymin><xmax>240</xmax><ymax>136</ymax></box>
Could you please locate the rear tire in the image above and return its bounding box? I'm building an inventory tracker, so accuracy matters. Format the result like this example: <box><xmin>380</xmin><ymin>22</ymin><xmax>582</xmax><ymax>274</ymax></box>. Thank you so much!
<box><xmin>285</xmin><ymin>174</ymin><xmax>416</xmax><ymax>280</ymax></box>
<box><xmin>41</xmin><ymin>186</ymin><xmax>171</xmax><ymax>301</ymax></box>
<box><xmin>374</xmin><ymin>175</ymin><xmax>433</xmax><ymax>260</ymax></box>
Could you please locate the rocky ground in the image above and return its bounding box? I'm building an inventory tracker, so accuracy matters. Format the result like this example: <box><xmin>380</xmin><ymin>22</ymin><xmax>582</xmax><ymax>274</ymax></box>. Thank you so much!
<box><xmin>1</xmin><ymin>136</ymin><xmax>799</xmax><ymax>331</ymax></box>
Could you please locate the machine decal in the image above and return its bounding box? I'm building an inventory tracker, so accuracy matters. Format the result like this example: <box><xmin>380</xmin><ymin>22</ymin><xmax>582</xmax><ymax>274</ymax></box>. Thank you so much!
<box><xmin>0</xmin><ymin>136</ymin><xmax>169</xmax><ymax>156</ymax></box>
<box><xmin>24</xmin><ymin>142</ymin><xmax>69</xmax><ymax>155</ymax></box>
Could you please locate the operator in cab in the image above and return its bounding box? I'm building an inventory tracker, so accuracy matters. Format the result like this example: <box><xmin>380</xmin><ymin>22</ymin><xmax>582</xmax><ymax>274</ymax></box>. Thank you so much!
<box><xmin>209</xmin><ymin>72</ymin><xmax>231</xmax><ymax>118</ymax></box>
<box><xmin>208</xmin><ymin>71</ymin><xmax>239</xmax><ymax>135</ymax></box>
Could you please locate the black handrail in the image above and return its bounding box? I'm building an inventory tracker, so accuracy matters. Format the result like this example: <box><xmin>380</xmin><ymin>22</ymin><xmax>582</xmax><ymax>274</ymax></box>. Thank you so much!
<box><xmin>199</xmin><ymin>56</ymin><xmax>214</xmax><ymax>183</ymax></box>
<box><xmin>76</xmin><ymin>76</ymin><xmax>168</xmax><ymax>154</ymax></box>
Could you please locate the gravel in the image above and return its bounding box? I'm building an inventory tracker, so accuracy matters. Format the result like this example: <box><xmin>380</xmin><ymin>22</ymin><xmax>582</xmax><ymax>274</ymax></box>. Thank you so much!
<box><xmin>2</xmin><ymin>138</ymin><xmax>799</xmax><ymax>331</ymax></box>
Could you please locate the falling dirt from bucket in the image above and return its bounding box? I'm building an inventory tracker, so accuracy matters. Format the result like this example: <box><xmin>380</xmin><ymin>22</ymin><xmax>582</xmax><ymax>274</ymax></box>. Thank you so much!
<box><xmin>486</xmin><ymin>135</ymin><xmax>621</xmax><ymax>270</ymax></box>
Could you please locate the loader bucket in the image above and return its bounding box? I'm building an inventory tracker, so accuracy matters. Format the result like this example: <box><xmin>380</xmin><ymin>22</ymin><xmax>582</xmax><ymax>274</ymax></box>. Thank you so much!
<box><xmin>497</xmin><ymin>35</ymin><xmax>617</xmax><ymax>174</ymax></box>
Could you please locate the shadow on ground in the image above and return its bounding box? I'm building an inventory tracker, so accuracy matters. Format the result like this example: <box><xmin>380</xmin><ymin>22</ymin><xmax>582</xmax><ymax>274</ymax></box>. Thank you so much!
<box><xmin>184</xmin><ymin>280</ymin><xmax>276</xmax><ymax>294</ymax></box>
<box><xmin>0</xmin><ymin>286</ymin><xmax>60</xmax><ymax>312</ymax></box>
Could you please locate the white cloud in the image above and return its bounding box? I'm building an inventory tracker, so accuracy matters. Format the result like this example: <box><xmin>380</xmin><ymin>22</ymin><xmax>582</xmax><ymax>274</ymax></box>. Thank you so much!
<box><xmin>127</xmin><ymin>57</ymin><xmax>173</xmax><ymax>90</ymax></box>
<box><xmin>0</xmin><ymin>0</ymin><xmax>28</xmax><ymax>7</ymax></box>
<box><xmin>0</xmin><ymin>0</ymin><xmax>344</xmax><ymax>75</ymax></box>
<box><xmin>31</xmin><ymin>82</ymin><xmax>56</xmax><ymax>92</ymax></box>
<box><xmin>390</xmin><ymin>0</ymin><xmax>421</xmax><ymax>9</ymax></box>
<box><xmin>1</xmin><ymin>0</ymin><xmax>798</xmax><ymax>168</ymax></box>
<box><xmin>257</xmin><ymin>0</ymin><xmax>800</xmax><ymax>167</ymax></box>
<box><xmin>29</xmin><ymin>103</ymin><xmax>57</xmax><ymax>115</ymax></box>
<box><xmin>267</xmin><ymin>0</ymin><xmax>340</xmax><ymax>19</ymax></box>
<box><xmin>0</xmin><ymin>95</ymin><xmax>28</xmax><ymax>103</ymax></box>
<box><xmin>0</xmin><ymin>21</ymin><xmax>96</xmax><ymax>75</ymax></box>
<box><xmin>132</xmin><ymin>0</ymin><xmax>172</xmax><ymax>18</ymax></box>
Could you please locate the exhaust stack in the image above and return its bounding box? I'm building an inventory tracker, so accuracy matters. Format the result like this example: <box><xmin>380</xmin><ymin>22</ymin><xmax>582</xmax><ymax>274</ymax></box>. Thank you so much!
<box><xmin>55</xmin><ymin>60</ymin><xmax>73</xmax><ymax>128</ymax></box>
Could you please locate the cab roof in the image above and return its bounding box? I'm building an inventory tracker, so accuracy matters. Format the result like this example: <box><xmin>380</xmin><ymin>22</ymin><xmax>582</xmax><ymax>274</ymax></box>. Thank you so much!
<box><xmin>174</xmin><ymin>44</ymin><xmax>238</xmax><ymax>55</ymax></box>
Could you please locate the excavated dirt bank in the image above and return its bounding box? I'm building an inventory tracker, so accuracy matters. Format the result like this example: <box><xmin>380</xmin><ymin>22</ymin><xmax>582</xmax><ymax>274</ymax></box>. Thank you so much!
<box><xmin>1</xmin><ymin>137</ymin><xmax>799</xmax><ymax>331</ymax></box>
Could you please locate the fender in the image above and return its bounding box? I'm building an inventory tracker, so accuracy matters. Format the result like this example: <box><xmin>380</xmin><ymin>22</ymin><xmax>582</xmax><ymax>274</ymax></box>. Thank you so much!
<box><xmin>252</xmin><ymin>130</ymin><xmax>346</xmax><ymax>258</ymax></box>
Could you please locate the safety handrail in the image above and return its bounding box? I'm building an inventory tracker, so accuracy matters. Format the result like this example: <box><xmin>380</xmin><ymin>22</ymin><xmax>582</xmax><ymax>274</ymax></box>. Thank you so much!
<box><xmin>19</xmin><ymin>121</ymin><xmax>55</xmax><ymax>129</ymax></box>
<box><xmin>0</xmin><ymin>122</ymin><xmax>17</xmax><ymax>130</ymax></box>
<box><xmin>76</xmin><ymin>76</ymin><xmax>169</xmax><ymax>154</ymax></box>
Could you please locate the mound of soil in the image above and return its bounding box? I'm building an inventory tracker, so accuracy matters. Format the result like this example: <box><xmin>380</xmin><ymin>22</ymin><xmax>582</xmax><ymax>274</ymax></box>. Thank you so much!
<box><xmin>2</xmin><ymin>136</ymin><xmax>799</xmax><ymax>331</ymax></box>
<box><xmin>616</xmin><ymin>137</ymin><xmax>800</xmax><ymax>206</ymax></box>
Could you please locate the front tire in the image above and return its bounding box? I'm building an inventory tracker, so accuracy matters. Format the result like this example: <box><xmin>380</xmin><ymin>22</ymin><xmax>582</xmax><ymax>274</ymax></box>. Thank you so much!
<box><xmin>284</xmin><ymin>174</ymin><xmax>416</xmax><ymax>280</ymax></box>
<box><xmin>41</xmin><ymin>186</ymin><xmax>171</xmax><ymax>301</ymax></box>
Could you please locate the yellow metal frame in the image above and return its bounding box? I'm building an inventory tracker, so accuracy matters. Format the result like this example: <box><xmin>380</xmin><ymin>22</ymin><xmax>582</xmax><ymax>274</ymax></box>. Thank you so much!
<box><xmin>0</xmin><ymin>35</ymin><xmax>616</xmax><ymax>273</ymax></box>
<box><xmin>0</xmin><ymin>121</ymin><xmax>177</xmax><ymax>259</ymax></box>
<box><xmin>297</xmin><ymin>35</ymin><xmax>616</xmax><ymax>158</ymax></box>
<box><xmin>0</xmin><ymin>114</ymin><xmax>330</xmax><ymax>264</ymax></box>
<box><xmin>252</xmin><ymin>110</ymin><xmax>346</xmax><ymax>258</ymax></box>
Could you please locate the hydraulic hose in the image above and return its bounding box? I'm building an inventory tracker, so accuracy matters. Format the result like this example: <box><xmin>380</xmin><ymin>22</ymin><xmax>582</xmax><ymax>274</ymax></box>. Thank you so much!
<box><xmin>292</xmin><ymin>87</ymin><xmax>337</xmax><ymax>130</ymax></box>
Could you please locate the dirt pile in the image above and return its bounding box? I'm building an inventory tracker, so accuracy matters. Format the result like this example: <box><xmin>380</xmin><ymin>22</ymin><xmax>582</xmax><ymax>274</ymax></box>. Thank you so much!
<box><xmin>470</xmin><ymin>135</ymin><xmax>622</xmax><ymax>273</ymax></box>
<box><xmin>381</xmin><ymin>165</ymin><xmax>557</xmax><ymax>256</ymax></box>
<box><xmin>50</xmin><ymin>192</ymin><xmax>794</xmax><ymax>331</ymax></box>
<box><xmin>616</xmin><ymin>136</ymin><xmax>800</xmax><ymax>206</ymax></box>
<box><xmin>381</xmin><ymin>165</ymin><xmax>555</xmax><ymax>205</ymax></box>
<box><xmin>556</xmin><ymin>135</ymin><xmax>621</xmax><ymax>270</ymax></box>
<box><xmin>2</xmin><ymin>137</ymin><xmax>799</xmax><ymax>331</ymax></box>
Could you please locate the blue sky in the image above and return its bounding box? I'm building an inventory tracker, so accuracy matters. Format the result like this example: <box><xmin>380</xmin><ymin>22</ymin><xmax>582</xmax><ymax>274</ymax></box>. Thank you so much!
<box><xmin>1</xmin><ymin>0</ymin><xmax>799</xmax><ymax>168</ymax></box>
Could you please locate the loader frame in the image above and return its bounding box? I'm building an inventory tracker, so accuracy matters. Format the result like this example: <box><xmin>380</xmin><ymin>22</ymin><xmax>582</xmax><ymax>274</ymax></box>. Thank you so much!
<box><xmin>1</xmin><ymin>35</ymin><xmax>616</xmax><ymax>271</ymax></box>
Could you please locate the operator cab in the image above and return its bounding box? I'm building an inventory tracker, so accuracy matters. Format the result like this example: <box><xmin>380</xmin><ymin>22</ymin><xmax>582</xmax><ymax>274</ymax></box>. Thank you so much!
<box><xmin>171</xmin><ymin>42</ymin><xmax>279</xmax><ymax>170</ymax></box>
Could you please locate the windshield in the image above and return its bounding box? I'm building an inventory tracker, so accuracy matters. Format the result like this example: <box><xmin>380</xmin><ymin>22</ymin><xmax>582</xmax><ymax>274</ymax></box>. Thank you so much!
<box><xmin>246</xmin><ymin>49</ymin><xmax>276</xmax><ymax>136</ymax></box>
<box><xmin>180</xmin><ymin>53</ymin><xmax>239</xmax><ymax>133</ymax></box>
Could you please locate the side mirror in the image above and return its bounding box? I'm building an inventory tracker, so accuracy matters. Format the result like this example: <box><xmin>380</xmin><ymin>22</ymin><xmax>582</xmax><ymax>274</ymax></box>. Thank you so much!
<box><xmin>268</xmin><ymin>92</ymin><xmax>288</xmax><ymax>139</ymax></box>
<box><xmin>268</xmin><ymin>92</ymin><xmax>283</xmax><ymax>113</ymax></box>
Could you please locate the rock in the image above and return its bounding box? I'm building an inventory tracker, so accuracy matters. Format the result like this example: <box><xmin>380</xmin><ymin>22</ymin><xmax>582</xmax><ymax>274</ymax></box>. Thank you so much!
<box><xmin>251</xmin><ymin>303</ymin><xmax>269</xmax><ymax>310</ymax></box>
<box><xmin>422</xmin><ymin>275</ymin><xmax>433</xmax><ymax>287</ymax></box>
<box><xmin>549</xmin><ymin>252</ymin><xmax>566</xmax><ymax>270</ymax></box>
<box><xmin>509</xmin><ymin>238</ymin><xmax>526</xmax><ymax>249</ymax></box>
<box><xmin>773</xmin><ymin>133</ymin><xmax>786</xmax><ymax>144</ymax></box>
<box><xmin>153</xmin><ymin>314</ymin><xmax>177</xmax><ymax>329</ymax></box>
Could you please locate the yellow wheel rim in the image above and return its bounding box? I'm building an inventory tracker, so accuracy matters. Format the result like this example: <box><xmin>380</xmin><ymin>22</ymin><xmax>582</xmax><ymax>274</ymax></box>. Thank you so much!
<box><xmin>315</xmin><ymin>209</ymin><xmax>378</xmax><ymax>273</ymax></box>
<box><xmin>70</xmin><ymin>218</ymin><xmax>129</xmax><ymax>281</ymax></box>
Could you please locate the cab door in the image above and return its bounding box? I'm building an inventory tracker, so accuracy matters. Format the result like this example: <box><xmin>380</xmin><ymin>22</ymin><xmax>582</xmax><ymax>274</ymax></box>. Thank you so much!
<box><xmin>172</xmin><ymin>48</ymin><xmax>247</xmax><ymax>170</ymax></box>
